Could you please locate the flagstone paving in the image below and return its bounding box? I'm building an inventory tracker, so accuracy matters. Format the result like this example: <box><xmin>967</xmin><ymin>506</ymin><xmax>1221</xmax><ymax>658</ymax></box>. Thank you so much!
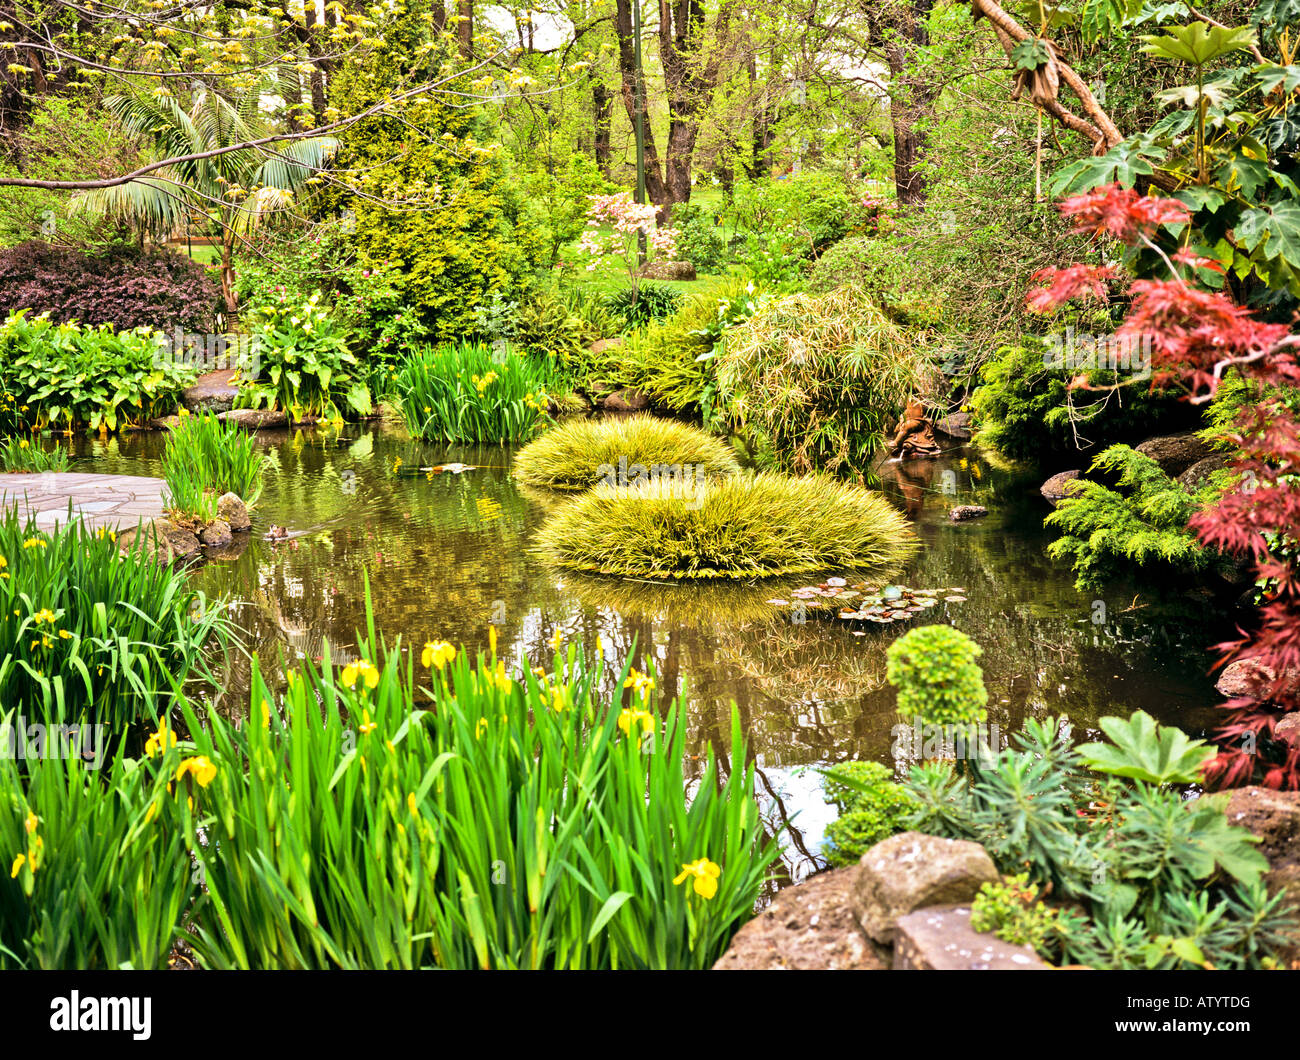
<box><xmin>0</xmin><ymin>472</ymin><xmax>166</xmax><ymax>534</ymax></box>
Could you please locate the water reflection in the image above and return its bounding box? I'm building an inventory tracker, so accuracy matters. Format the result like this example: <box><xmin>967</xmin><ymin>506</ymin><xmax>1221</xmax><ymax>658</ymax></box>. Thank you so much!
<box><xmin>72</xmin><ymin>425</ymin><xmax>1229</xmax><ymax>883</ymax></box>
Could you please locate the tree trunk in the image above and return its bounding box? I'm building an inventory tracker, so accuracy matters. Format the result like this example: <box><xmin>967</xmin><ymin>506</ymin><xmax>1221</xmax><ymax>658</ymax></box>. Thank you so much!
<box><xmin>592</xmin><ymin>82</ymin><xmax>613</xmax><ymax>177</ymax></box>
<box><xmin>458</xmin><ymin>0</ymin><xmax>473</xmax><ymax>58</ymax></box>
<box><xmin>881</xmin><ymin>0</ymin><xmax>936</xmax><ymax>207</ymax></box>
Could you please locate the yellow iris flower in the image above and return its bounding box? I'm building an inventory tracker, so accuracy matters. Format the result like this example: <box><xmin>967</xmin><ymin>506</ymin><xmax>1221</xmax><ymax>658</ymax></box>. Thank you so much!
<box><xmin>421</xmin><ymin>640</ymin><xmax>456</xmax><ymax>669</ymax></box>
<box><xmin>673</xmin><ymin>858</ymin><xmax>721</xmax><ymax>899</ymax></box>
<box><xmin>176</xmin><ymin>755</ymin><xmax>217</xmax><ymax>788</ymax></box>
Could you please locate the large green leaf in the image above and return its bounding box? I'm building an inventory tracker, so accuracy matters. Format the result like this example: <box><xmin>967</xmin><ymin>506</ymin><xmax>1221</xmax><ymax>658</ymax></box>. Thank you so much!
<box><xmin>1141</xmin><ymin>22</ymin><xmax>1258</xmax><ymax>66</ymax></box>
<box><xmin>1077</xmin><ymin>710</ymin><xmax>1214</xmax><ymax>785</ymax></box>
<box><xmin>1236</xmin><ymin>201</ymin><xmax>1300</xmax><ymax>267</ymax></box>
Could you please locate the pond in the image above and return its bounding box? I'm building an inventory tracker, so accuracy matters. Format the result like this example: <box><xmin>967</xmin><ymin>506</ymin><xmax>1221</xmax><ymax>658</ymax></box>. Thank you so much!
<box><xmin>69</xmin><ymin>422</ymin><xmax>1229</xmax><ymax>885</ymax></box>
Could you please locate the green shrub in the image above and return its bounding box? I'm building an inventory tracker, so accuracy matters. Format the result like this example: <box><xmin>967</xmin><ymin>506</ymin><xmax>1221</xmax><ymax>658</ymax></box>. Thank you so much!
<box><xmin>716</xmin><ymin>286</ymin><xmax>932</xmax><ymax>475</ymax></box>
<box><xmin>1045</xmin><ymin>444</ymin><xmax>1223</xmax><ymax>592</ymax></box>
<box><xmin>673</xmin><ymin>202</ymin><xmax>729</xmax><ymax>272</ymax></box>
<box><xmin>329</xmin><ymin>13</ymin><xmax>542</xmax><ymax>342</ymax></box>
<box><xmin>588</xmin><ymin>279</ymin><xmax>761</xmax><ymax>415</ymax></box>
<box><xmin>819</xmin><ymin>760</ymin><xmax>917</xmax><ymax>868</ymax></box>
<box><xmin>513</xmin><ymin>288</ymin><xmax>598</xmax><ymax>366</ymax></box>
<box><xmin>536</xmin><ymin>470</ymin><xmax>918</xmax><ymax>580</ymax></box>
<box><xmin>238</xmin><ymin>292</ymin><xmax>371</xmax><ymax>420</ymax></box>
<box><xmin>604</xmin><ymin>281</ymin><xmax>683</xmax><ymax>331</ymax></box>
<box><xmin>806</xmin><ymin>235</ymin><xmax>945</xmax><ymax>329</ymax></box>
<box><xmin>393</xmin><ymin>342</ymin><xmax>555</xmax><ymax>444</ymax></box>
<box><xmin>0</xmin><ymin>735</ymin><xmax>194</xmax><ymax>969</ymax></box>
<box><xmin>0</xmin><ymin>437</ymin><xmax>69</xmax><ymax>473</ymax></box>
<box><xmin>970</xmin><ymin>340</ymin><xmax>1187</xmax><ymax>462</ymax></box>
<box><xmin>731</xmin><ymin>171</ymin><xmax>854</xmax><ymax>255</ymax></box>
<box><xmin>514</xmin><ymin>415</ymin><xmax>741</xmax><ymax>492</ymax></box>
<box><xmin>886</xmin><ymin>625</ymin><xmax>988</xmax><ymax>727</ymax></box>
<box><xmin>905</xmin><ymin>716</ymin><xmax>1295</xmax><ymax>969</ymax></box>
<box><xmin>970</xmin><ymin>874</ymin><xmax>1066</xmax><ymax>958</ymax></box>
<box><xmin>0</xmin><ymin>512</ymin><xmax>229</xmax><ymax>726</ymax></box>
<box><xmin>166</xmin><ymin>628</ymin><xmax>777</xmax><ymax>969</ymax></box>
<box><xmin>0</xmin><ymin>311</ymin><xmax>196</xmax><ymax>433</ymax></box>
<box><xmin>161</xmin><ymin>411</ymin><xmax>266</xmax><ymax>521</ymax></box>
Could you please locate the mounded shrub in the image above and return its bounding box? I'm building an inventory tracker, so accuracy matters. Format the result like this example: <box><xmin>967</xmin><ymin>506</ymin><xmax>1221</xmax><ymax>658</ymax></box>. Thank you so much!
<box><xmin>886</xmin><ymin>625</ymin><xmax>988</xmax><ymax>726</ymax></box>
<box><xmin>536</xmin><ymin>470</ymin><xmax>917</xmax><ymax>579</ymax></box>
<box><xmin>514</xmin><ymin>414</ymin><xmax>741</xmax><ymax>492</ymax></box>
<box><xmin>716</xmin><ymin>285</ymin><xmax>934</xmax><ymax>475</ymax></box>
<box><xmin>0</xmin><ymin>241</ymin><xmax>220</xmax><ymax>331</ymax></box>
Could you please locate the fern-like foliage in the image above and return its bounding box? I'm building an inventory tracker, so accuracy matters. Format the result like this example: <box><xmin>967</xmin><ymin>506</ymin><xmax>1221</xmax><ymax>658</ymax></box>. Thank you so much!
<box><xmin>1045</xmin><ymin>444</ymin><xmax>1224</xmax><ymax>590</ymax></box>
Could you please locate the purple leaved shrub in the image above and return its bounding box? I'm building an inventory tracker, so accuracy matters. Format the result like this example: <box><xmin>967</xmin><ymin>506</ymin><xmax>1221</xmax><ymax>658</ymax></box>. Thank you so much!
<box><xmin>0</xmin><ymin>242</ymin><xmax>220</xmax><ymax>331</ymax></box>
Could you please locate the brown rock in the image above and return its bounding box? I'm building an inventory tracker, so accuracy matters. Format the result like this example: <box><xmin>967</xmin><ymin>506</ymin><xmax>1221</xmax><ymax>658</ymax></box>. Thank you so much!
<box><xmin>933</xmin><ymin>412</ymin><xmax>973</xmax><ymax>441</ymax></box>
<box><xmin>639</xmin><ymin>261</ymin><xmax>696</xmax><ymax>281</ymax></box>
<box><xmin>601</xmin><ymin>390</ymin><xmax>651</xmax><ymax>412</ymax></box>
<box><xmin>1276</xmin><ymin>713</ymin><xmax>1300</xmax><ymax>748</ymax></box>
<box><xmin>949</xmin><ymin>505</ymin><xmax>988</xmax><ymax>521</ymax></box>
<box><xmin>118</xmin><ymin>518</ymin><xmax>200</xmax><ymax>564</ymax></box>
<box><xmin>713</xmin><ymin>867</ymin><xmax>887</xmax><ymax>970</ymax></box>
<box><xmin>853</xmin><ymin>831</ymin><xmax>1000</xmax><ymax>943</ymax></box>
<box><xmin>181</xmin><ymin>377</ymin><xmax>239</xmax><ymax>415</ymax></box>
<box><xmin>218</xmin><ymin>408</ymin><xmax>290</xmax><ymax>430</ymax></box>
<box><xmin>587</xmin><ymin>339</ymin><xmax>624</xmax><ymax>357</ymax></box>
<box><xmin>199</xmin><ymin>519</ymin><xmax>232</xmax><ymax>548</ymax></box>
<box><xmin>216</xmin><ymin>492</ymin><xmax>251</xmax><ymax>532</ymax></box>
<box><xmin>1176</xmin><ymin>453</ymin><xmax>1232</xmax><ymax>492</ymax></box>
<box><xmin>1216</xmin><ymin>657</ymin><xmax>1300</xmax><ymax>701</ymax></box>
<box><xmin>893</xmin><ymin>905</ymin><xmax>1048</xmax><ymax>970</ymax></box>
<box><xmin>1041</xmin><ymin>469</ymin><xmax>1082</xmax><ymax>507</ymax></box>
<box><xmin>1135</xmin><ymin>431</ymin><xmax>1215</xmax><ymax>478</ymax></box>
<box><xmin>1223</xmin><ymin>786</ymin><xmax>1300</xmax><ymax>967</ymax></box>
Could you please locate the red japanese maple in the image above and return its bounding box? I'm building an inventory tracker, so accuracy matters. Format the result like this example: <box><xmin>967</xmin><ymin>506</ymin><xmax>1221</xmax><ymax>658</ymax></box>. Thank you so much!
<box><xmin>1030</xmin><ymin>183</ymin><xmax>1300</xmax><ymax>788</ymax></box>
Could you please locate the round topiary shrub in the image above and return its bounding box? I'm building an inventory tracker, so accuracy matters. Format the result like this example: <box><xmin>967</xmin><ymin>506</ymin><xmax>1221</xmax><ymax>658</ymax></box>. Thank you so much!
<box><xmin>885</xmin><ymin>624</ymin><xmax>988</xmax><ymax>726</ymax></box>
<box><xmin>535</xmin><ymin>470</ymin><xmax>917</xmax><ymax>579</ymax></box>
<box><xmin>514</xmin><ymin>414</ymin><xmax>741</xmax><ymax>492</ymax></box>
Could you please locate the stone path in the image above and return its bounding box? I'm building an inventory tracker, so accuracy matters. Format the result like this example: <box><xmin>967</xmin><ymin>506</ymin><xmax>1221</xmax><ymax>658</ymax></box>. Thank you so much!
<box><xmin>0</xmin><ymin>472</ymin><xmax>166</xmax><ymax>534</ymax></box>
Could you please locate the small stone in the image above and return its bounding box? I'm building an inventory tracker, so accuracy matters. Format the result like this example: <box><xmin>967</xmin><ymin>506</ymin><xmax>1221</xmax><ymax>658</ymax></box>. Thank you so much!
<box><xmin>1041</xmin><ymin>469</ymin><xmax>1082</xmax><ymax>507</ymax></box>
<box><xmin>200</xmin><ymin>519</ymin><xmax>233</xmax><ymax>548</ymax></box>
<box><xmin>948</xmin><ymin>505</ymin><xmax>988</xmax><ymax>521</ymax></box>
<box><xmin>638</xmin><ymin>260</ymin><xmax>696</xmax><ymax>281</ymax></box>
<box><xmin>600</xmin><ymin>390</ymin><xmax>651</xmax><ymax>412</ymax></box>
<box><xmin>218</xmin><ymin>408</ymin><xmax>290</xmax><ymax>430</ymax></box>
<box><xmin>893</xmin><ymin>905</ymin><xmax>1048</xmax><ymax>970</ymax></box>
<box><xmin>1135</xmin><ymin>431</ymin><xmax>1216</xmax><ymax>478</ymax></box>
<box><xmin>216</xmin><ymin>492</ymin><xmax>251</xmax><ymax>532</ymax></box>
<box><xmin>853</xmin><ymin>832</ymin><xmax>1000</xmax><ymax>944</ymax></box>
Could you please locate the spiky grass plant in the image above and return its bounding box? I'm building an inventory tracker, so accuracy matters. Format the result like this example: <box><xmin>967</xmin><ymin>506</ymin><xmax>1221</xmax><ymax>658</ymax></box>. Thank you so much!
<box><xmin>536</xmin><ymin>470</ymin><xmax>917</xmax><ymax>579</ymax></box>
<box><xmin>0</xmin><ymin>728</ymin><xmax>193</xmax><ymax>969</ymax></box>
<box><xmin>0</xmin><ymin>510</ymin><xmax>228</xmax><ymax>725</ymax></box>
<box><xmin>514</xmin><ymin>414</ymin><xmax>741</xmax><ymax>492</ymax></box>
<box><xmin>161</xmin><ymin>410</ymin><xmax>266</xmax><ymax>521</ymax></box>
<box><xmin>0</xmin><ymin>437</ymin><xmax>70</xmax><ymax>473</ymax></box>
<box><xmin>165</xmin><ymin>615</ymin><xmax>777</xmax><ymax>969</ymax></box>
<box><xmin>393</xmin><ymin>342</ymin><xmax>556</xmax><ymax>444</ymax></box>
<box><xmin>716</xmin><ymin>285</ymin><xmax>935</xmax><ymax>474</ymax></box>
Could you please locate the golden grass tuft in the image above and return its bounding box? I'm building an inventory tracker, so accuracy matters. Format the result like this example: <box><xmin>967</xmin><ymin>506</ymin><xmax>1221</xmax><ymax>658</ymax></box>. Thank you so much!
<box><xmin>536</xmin><ymin>470</ymin><xmax>917</xmax><ymax>580</ymax></box>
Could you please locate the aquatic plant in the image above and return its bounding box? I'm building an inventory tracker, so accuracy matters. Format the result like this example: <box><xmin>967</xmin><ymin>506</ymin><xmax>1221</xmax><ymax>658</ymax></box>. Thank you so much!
<box><xmin>161</xmin><ymin>410</ymin><xmax>266</xmax><ymax>521</ymax></box>
<box><xmin>393</xmin><ymin>341</ymin><xmax>555</xmax><ymax>445</ymax></box>
<box><xmin>514</xmin><ymin>414</ymin><xmax>740</xmax><ymax>492</ymax></box>
<box><xmin>167</xmin><ymin>622</ymin><xmax>776</xmax><ymax>969</ymax></box>
<box><xmin>0</xmin><ymin>510</ymin><xmax>228</xmax><ymax>725</ymax></box>
<box><xmin>0</xmin><ymin>731</ymin><xmax>193</xmax><ymax>969</ymax></box>
<box><xmin>535</xmin><ymin>470</ymin><xmax>917</xmax><ymax>580</ymax></box>
<box><xmin>715</xmin><ymin>285</ymin><xmax>933</xmax><ymax>475</ymax></box>
<box><xmin>0</xmin><ymin>436</ymin><xmax>69</xmax><ymax>473</ymax></box>
<box><xmin>886</xmin><ymin>625</ymin><xmax>989</xmax><ymax>727</ymax></box>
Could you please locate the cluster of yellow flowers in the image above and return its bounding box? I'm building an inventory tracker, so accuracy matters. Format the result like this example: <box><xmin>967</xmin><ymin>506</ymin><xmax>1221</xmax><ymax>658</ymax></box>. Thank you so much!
<box><xmin>421</xmin><ymin>639</ymin><xmax>455</xmax><ymax>669</ymax></box>
<box><xmin>10</xmin><ymin>811</ymin><xmax>42</xmax><ymax>883</ymax></box>
<box><xmin>25</xmin><ymin>607</ymin><xmax>71</xmax><ymax>652</ymax></box>
<box><xmin>341</xmin><ymin>658</ymin><xmax>380</xmax><ymax>691</ymax></box>
<box><xmin>623</xmin><ymin>668</ymin><xmax>655</xmax><ymax>697</ymax></box>
<box><xmin>176</xmin><ymin>755</ymin><xmax>217</xmax><ymax>788</ymax></box>
<box><xmin>617</xmin><ymin>706</ymin><xmax>654</xmax><ymax>739</ymax></box>
<box><xmin>144</xmin><ymin>725</ymin><xmax>177</xmax><ymax>758</ymax></box>
<box><xmin>470</xmin><ymin>370</ymin><xmax>499</xmax><ymax>395</ymax></box>
<box><xmin>0</xmin><ymin>555</ymin><xmax>7</xmax><ymax>580</ymax></box>
<box><xmin>22</xmin><ymin>537</ymin><xmax>46</xmax><ymax>550</ymax></box>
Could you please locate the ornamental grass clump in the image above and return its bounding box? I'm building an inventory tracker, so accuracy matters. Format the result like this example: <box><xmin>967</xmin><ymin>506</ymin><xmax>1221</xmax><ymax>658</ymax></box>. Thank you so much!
<box><xmin>535</xmin><ymin>470</ymin><xmax>917</xmax><ymax>579</ymax></box>
<box><xmin>393</xmin><ymin>341</ymin><xmax>556</xmax><ymax>444</ymax></box>
<box><xmin>716</xmin><ymin>285</ymin><xmax>934</xmax><ymax>474</ymax></box>
<box><xmin>0</xmin><ymin>509</ymin><xmax>228</xmax><ymax>726</ymax></box>
<box><xmin>168</xmin><ymin>610</ymin><xmax>776</xmax><ymax>969</ymax></box>
<box><xmin>161</xmin><ymin>410</ymin><xmax>266</xmax><ymax>521</ymax></box>
<box><xmin>514</xmin><ymin>414</ymin><xmax>741</xmax><ymax>492</ymax></box>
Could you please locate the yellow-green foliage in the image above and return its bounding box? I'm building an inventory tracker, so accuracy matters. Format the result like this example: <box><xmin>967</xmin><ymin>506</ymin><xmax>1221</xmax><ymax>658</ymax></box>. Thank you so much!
<box><xmin>328</xmin><ymin>6</ymin><xmax>542</xmax><ymax>341</ymax></box>
<box><xmin>513</xmin><ymin>414</ymin><xmax>741</xmax><ymax>491</ymax></box>
<box><xmin>536</xmin><ymin>470</ymin><xmax>917</xmax><ymax>579</ymax></box>
<box><xmin>716</xmin><ymin>285</ymin><xmax>933</xmax><ymax>474</ymax></box>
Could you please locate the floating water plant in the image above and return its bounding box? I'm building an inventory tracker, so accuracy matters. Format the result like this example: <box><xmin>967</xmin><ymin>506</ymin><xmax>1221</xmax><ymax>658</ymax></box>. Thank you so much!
<box><xmin>537</xmin><ymin>470</ymin><xmax>917</xmax><ymax>580</ymax></box>
<box><xmin>767</xmin><ymin>579</ymin><xmax>968</xmax><ymax>625</ymax></box>
<box><xmin>514</xmin><ymin>414</ymin><xmax>741</xmax><ymax>492</ymax></box>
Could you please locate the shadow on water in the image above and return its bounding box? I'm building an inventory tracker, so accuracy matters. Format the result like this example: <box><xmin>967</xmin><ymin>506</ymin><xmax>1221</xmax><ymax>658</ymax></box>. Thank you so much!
<box><xmin>71</xmin><ymin>425</ymin><xmax>1230</xmax><ymax>885</ymax></box>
